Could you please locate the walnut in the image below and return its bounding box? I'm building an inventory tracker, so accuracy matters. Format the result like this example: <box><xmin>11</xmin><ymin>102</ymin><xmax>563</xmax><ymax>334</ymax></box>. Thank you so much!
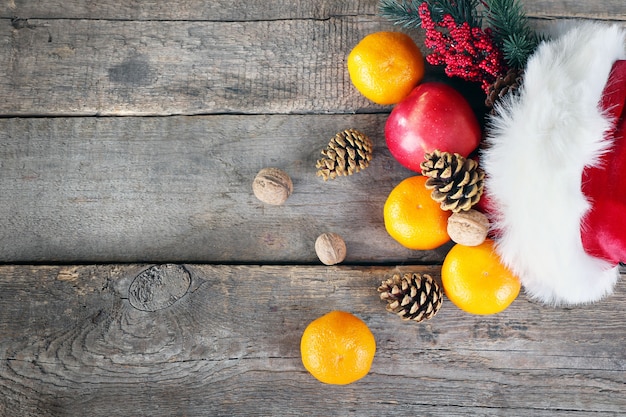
<box><xmin>252</xmin><ymin>167</ymin><xmax>293</xmax><ymax>205</ymax></box>
<box><xmin>315</xmin><ymin>232</ymin><xmax>347</xmax><ymax>265</ymax></box>
<box><xmin>447</xmin><ymin>209</ymin><xmax>490</xmax><ymax>246</ymax></box>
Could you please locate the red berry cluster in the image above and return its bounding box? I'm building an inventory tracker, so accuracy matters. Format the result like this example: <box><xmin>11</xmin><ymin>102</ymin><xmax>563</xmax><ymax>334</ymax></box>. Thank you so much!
<box><xmin>418</xmin><ymin>2</ymin><xmax>505</xmax><ymax>93</ymax></box>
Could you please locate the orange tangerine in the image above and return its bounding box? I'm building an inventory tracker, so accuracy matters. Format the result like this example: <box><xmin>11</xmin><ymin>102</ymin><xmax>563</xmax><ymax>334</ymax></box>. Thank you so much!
<box><xmin>300</xmin><ymin>311</ymin><xmax>376</xmax><ymax>385</ymax></box>
<box><xmin>384</xmin><ymin>175</ymin><xmax>451</xmax><ymax>250</ymax></box>
<box><xmin>347</xmin><ymin>31</ymin><xmax>425</xmax><ymax>105</ymax></box>
<box><xmin>442</xmin><ymin>239</ymin><xmax>521</xmax><ymax>315</ymax></box>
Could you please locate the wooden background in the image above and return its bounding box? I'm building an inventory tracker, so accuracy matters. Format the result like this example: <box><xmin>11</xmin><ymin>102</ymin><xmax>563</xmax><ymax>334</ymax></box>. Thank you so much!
<box><xmin>0</xmin><ymin>1</ymin><xmax>625</xmax><ymax>416</ymax></box>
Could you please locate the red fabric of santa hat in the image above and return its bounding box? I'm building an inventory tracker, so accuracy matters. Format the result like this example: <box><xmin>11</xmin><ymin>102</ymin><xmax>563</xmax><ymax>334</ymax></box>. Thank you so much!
<box><xmin>481</xmin><ymin>22</ymin><xmax>626</xmax><ymax>305</ymax></box>
<box><xmin>581</xmin><ymin>59</ymin><xmax>626</xmax><ymax>265</ymax></box>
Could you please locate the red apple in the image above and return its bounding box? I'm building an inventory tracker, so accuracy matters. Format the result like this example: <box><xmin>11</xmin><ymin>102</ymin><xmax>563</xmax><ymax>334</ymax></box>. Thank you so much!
<box><xmin>385</xmin><ymin>82</ymin><xmax>482</xmax><ymax>172</ymax></box>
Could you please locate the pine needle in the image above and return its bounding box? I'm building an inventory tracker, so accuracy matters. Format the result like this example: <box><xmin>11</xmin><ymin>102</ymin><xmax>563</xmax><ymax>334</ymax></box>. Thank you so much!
<box><xmin>502</xmin><ymin>33</ymin><xmax>537</xmax><ymax>69</ymax></box>
<box><xmin>482</xmin><ymin>0</ymin><xmax>539</xmax><ymax>68</ymax></box>
<box><xmin>428</xmin><ymin>0</ymin><xmax>482</xmax><ymax>27</ymax></box>
<box><xmin>378</xmin><ymin>0</ymin><xmax>482</xmax><ymax>28</ymax></box>
<box><xmin>378</xmin><ymin>0</ymin><xmax>423</xmax><ymax>28</ymax></box>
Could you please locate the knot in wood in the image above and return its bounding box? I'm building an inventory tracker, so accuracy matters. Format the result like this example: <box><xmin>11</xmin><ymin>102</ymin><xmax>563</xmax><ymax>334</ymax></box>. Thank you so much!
<box><xmin>128</xmin><ymin>264</ymin><xmax>191</xmax><ymax>312</ymax></box>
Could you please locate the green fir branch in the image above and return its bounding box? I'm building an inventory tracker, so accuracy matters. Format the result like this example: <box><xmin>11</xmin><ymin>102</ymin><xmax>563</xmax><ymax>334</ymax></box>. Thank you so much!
<box><xmin>482</xmin><ymin>0</ymin><xmax>526</xmax><ymax>43</ymax></box>
<box><xmin>378</xmin><ymin>0</ymin><xmax>423</xmax><ymax>28</ymax></box>
<box><xmin>482</xmin><ymin>0</ymin><xmax>539</xmax><ymax>68</ymax></box>
<box><xmin>502</xmin><ymin>32</ymin><xmax>538</xmax><ymax>69</ymax></box>
<box><xmin>378</xmin><ymin>0</ymin><xmax>482</xmax><ymax>28</ymax></box>
<box><xmin>426</xmin><ymin>0</ymin><xmax>482</xmax><ymax>27</ymax></box>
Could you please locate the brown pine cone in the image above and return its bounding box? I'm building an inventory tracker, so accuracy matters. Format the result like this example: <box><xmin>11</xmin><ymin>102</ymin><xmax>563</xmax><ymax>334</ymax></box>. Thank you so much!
<box><xmin>420</xmin><ymin>150</ymin><xmax>485</xmax><ymax>212</ymax></box>
<box><xmin>485</xmin><ymin>68</ymin><xmax>524</xmax><ymax>108</ymax></box>
<box><xmin>316</xmin><ymin>129</ymin><xmax>373</xmax><ymax>181</ymax></box>
<box><xmin>378</xmin><ymin>273</ymin><xmax>443</xmax><ymax>322</ymax></box>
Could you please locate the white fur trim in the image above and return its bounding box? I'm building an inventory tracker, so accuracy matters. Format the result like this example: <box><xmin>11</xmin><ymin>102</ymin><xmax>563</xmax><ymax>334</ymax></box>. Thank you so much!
<box><xmin>482</xmin><ymin>22</ymin><xmax>625</xmax><ymax>304</ymax></box>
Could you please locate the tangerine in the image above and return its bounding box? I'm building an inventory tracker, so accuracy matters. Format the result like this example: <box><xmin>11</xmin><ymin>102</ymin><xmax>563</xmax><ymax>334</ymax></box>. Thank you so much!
<box><xmin>442</xmin><ymin>239</ymin><xmax>521</xmax><ymax>315</ymax></box>
<box><xmin>300</xmin><ymin>311</ymin><xmax>376</xmax><ymax>385</ymax></box>
<box><xmin>347</xmin><ymin>31</ymin><xmax>424</xmax><ymax>105</ymax></box>
<box><xmin>384</xmin><ymin>175</ymin><xmax>451</xmax><ymax>250</ymax></box>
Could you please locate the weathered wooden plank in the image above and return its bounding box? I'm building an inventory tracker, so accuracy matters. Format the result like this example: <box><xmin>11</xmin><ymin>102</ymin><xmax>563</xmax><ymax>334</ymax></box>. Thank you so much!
<box><xmin>0</xmin><ymin>16</ymin><xmax>397</xmax><ymax>116</ymax></box>
<box><xmin>3</xmin><ymin>10</ymin><xmax>625</xmax><ymax>117</ymax></box>
<box><xmin>0</xmin><ymin>0</ymin><xmax>376</xmax><ymax>21</ymax></box>
<box><xmin>0</xmin><ymin>114</ymin><xmax>458</xmax><ymax>264</ymax></box>
<box><xmin>2</xmin><ymin>0</ymin><xmax>625</xmax><ymax>21</ymax></box>
<box><xmin>525</xmin><ymin>0</ymin><xmax>626</xmax><ymax>21</ymax></box>
<box><xmin>0</xmin><ymin>264</ymin><xmax>624</xmax><ymax>416</ymax></box>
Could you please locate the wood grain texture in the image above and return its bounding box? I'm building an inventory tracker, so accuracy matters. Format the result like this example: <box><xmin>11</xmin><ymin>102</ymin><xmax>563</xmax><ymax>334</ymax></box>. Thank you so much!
<box><xmin>2</xmin><ymin>1</ymin><xmax>626</xmax><ymax>415</ymax></box>
<box><xmin>0</xmin><ymin>264</ymin><xmax>624</xmax><ymax>417</ymax></box>
<box><xmin>0</xmin><ymin>16</ymin><xmax>396</xmax><ymax>116</ymax></box>
<box><xmin>0</xmin><ymin>114</ymin><xmax>455</xmax><ymax>264</ymax></box>
<box><xmin>1</xmin><ymin>0</ymin><xmax>625</xmax><ymax>21</ymax></box>
<box><xmin>524</xmin><ymin>0</ymin><xmax>626</xmax><ymax>20</ymax></box>
<box><xmin>2</xmin><ymin>3</ymin><xmax>625</xmax><ymax>117</ymax></box>
<box><xmin>0</xmin><ymin>1</ymin><xmax>376</xmax><ymax>21</ymax></box>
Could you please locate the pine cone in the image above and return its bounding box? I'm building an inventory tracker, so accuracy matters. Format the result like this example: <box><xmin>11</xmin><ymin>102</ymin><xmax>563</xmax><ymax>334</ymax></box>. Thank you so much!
<box><xmin>420</xmin><ymin>150</ymin><xmax>485</xmax><ymax>212</ymax></box>
<box><xmin>485</xmin><ymin>68</ymin><xmax>524</xmax><ymax>108</ymax></box>
<box><xmin>316</xmin><ymin>129</ymin><xmax>373</xmax><ymax>181</ymax></box>
<box><xmin>378</xmin><ymin>273</ymin><xmax>443</xmax><ymax>322</ymax></box>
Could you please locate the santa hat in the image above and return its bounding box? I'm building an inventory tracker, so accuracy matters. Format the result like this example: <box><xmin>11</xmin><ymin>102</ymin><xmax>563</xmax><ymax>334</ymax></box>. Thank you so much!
<box><xmin>481</xmin><ymin>22</ymin><xmax>626</xmax><ymax>304</ymax></box>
